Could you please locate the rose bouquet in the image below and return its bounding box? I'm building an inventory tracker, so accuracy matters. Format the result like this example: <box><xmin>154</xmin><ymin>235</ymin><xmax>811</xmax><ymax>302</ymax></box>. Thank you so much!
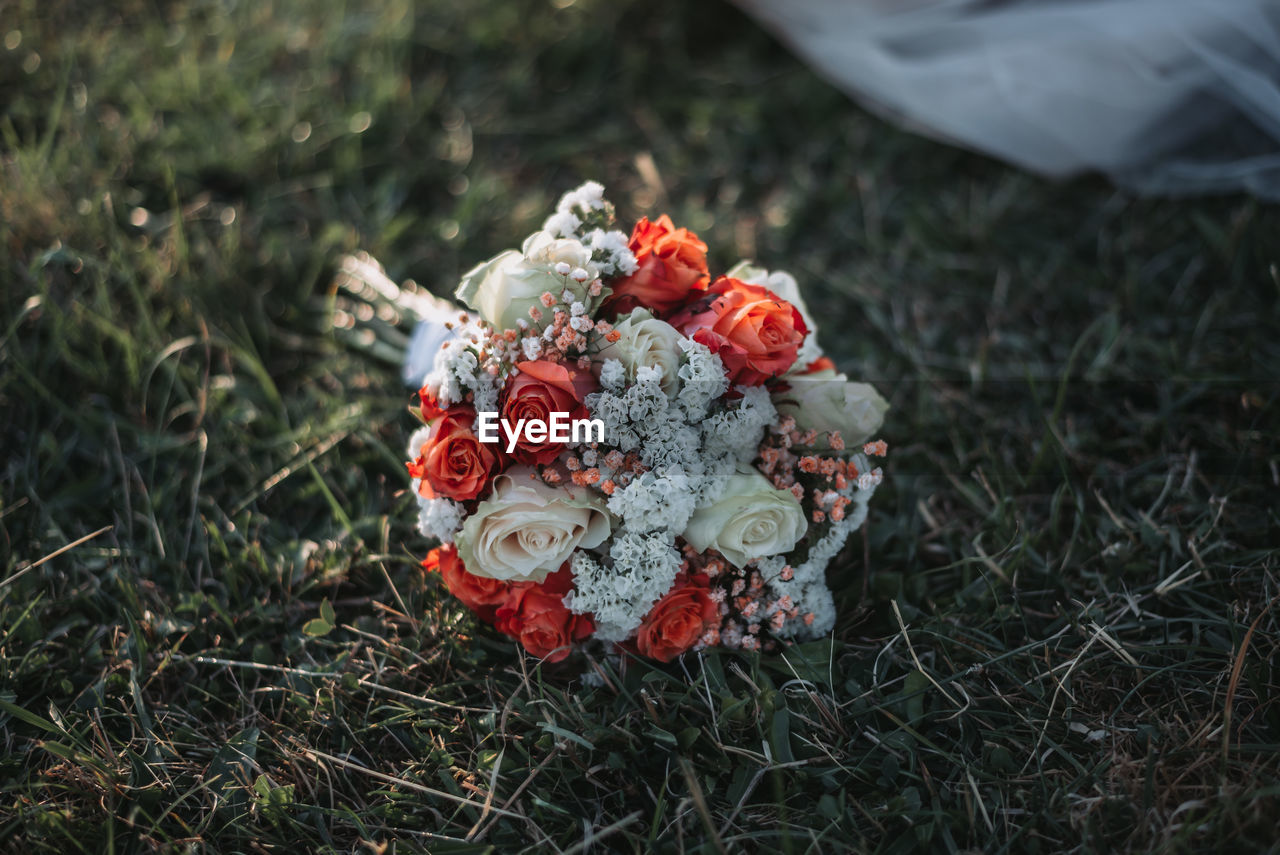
<box><xmin>405</xmin><ymin>182</ymin><xmax>887</xmax><ymax>664</ymax></box>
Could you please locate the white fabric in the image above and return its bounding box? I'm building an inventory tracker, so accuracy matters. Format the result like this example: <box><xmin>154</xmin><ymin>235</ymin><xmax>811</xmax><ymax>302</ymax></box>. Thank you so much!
<box><xmin>403</xmin><ymin>315</ymin><xmax>458</xmax><ymax>387</ymax></box>
<box><xmin>733</xmin><ymin>0</ymin><xmax>1280</xmax><ymax>198</ymax></box>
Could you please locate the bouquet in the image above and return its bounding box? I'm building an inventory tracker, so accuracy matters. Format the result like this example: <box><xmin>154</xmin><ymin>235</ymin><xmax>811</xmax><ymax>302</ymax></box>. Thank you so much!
<box><xmin>405</xmin><ymin>182</ymin><xmax>888</xmax><ymax>663</ymax></box>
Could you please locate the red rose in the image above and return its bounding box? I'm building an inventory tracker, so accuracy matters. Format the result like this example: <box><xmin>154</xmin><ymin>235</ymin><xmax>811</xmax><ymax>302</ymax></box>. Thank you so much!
<box><xmin>406</xmin><ymin>405</ymin><xmax>501</xmax><ymax>502</ymax></box>
<box><xmin>668</xmin><ymin>276</ymin><xmax>807</xmax><ymax>386</ymax></box>
<box><xmin>635</xmin><ymin>573</ymin><xmax>719</xmax><ymax>662</ymax></box>
<box><xmin>424</xmin><ymin>544</ymin><xmax>508</xmax><ymax>622</ymax></box>
<box><xmin>494</xmin><ymin>567</ymin><xmax>593</xmax><ymax>663</ymax></box>
<box><xmin>499</xmin><ymin>360</ymin><xmax>598</xmax><ymax>465</ymax></box>
<box><xmin>604</xmin><ymin>215</ymin><xmax>710</xmax><ymax>317</ymax></box>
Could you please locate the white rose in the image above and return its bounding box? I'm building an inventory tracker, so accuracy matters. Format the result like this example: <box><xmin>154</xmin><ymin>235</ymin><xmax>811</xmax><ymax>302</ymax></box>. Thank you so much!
<box><xmin>521</xmin><ymin>229</ymin><xmax>596</xmax><ymax>279</ymax></box>
<box><xmin>591</xmin><ymin>308</ymin><xmax>684</xmax><ymax>398</ymax></box>
<box><xmin>455</xmin><ymin>231</ymin><xmax>600</xmax><ymax>333</ymax></box>
<box><xmin>681</xmin><ymin>467</ymin><xmax>807</xmax><ymax>569</ymax></box>
<box><xmin>773</xmin><ymin>367</ymin><xmax>888</xmax><ymax>446</ymax></box>
<box><xmin>727</xmin><ymin>261</ymin><xmax>822</xmax><ymax>365</ymax></box>
<box><xmin>455</xmin><ymin>468</ymin><xmax>611</xmax><ymax>582</ymax></box>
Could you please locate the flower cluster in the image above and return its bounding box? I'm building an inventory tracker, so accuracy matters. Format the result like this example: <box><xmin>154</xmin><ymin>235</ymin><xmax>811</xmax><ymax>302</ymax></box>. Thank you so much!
<box><xmin>407</xmin><ymin>182</ymin><xmax>888</xmax><ymax>663</ymax></box>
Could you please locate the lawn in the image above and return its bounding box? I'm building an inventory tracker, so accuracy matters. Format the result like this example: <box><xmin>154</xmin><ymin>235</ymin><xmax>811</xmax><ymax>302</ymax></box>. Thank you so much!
<box><xmin>2</xmin><ymin>0</ymin><xmax>1278</xmax><ymax>852</ymax></box>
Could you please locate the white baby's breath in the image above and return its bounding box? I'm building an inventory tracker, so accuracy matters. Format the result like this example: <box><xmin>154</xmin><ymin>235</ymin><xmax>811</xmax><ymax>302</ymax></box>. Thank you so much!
<box><xmin>676</xmin><ymin>338</ymin><xmax>729</xmax><ymax>418</ymax></box>
<box><xmin>564</xmin><ymin>531</ymin><xmax>682</xmax><ymax>641</ymax></box>
<box><xmin>701</xmin><ymin>386</ymin><xmax>776</xmax><ymax>464</ymax></box>
<box><xmin>606</xmin><ymin>468</ymin><xmax>696</xmax><ymax>535</ymax></box>
<box><xmin>598</xmin><ymin>358</ymin><xmax>626</xmax><ymax>392</ymax></box>
<box><xmin>416</xmin><ymin>496</ymin><xmax>464</xmax><ymax>544</ymax></box>
<box><xmin>542</xmin><ymin>210</ymin><xmax>582</xmax><ymax>238</ymax></box>
<box><xmin>584</xmin><ymin>228</ymin><xmax>638</xmax><ymax>276</ymax></box>
<box><xmin>556</xmin><ymin>180</ymin><xmax>607</xmax><ymax>215</ymax></box>
<box><xmin>406</xmin><ymin>426</ymin><xmax>432</xmax><ymax>460</ymax></box>
<box><xmin>420</xmin><ymin>317</ymin><xmax>489</xmax><ymax>407</ymax></box>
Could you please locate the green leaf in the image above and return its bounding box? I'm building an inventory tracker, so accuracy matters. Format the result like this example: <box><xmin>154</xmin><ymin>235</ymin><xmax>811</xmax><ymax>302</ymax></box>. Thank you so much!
<box><xmin>904</xmin><ymin>669</ymin><xmax>930</xmax><ymax>723</ymax></box>
<box><xmin>539</xmin><ymin>723</ymin><xmax>595</xmax><ymax>750</ymax></box>
<box><xmin>208</xmin><ymin>727</ymin><xmax>260</xmax><ymax>815</ymax></box>
<box><xmin>770</xmin><ymin>638</ymin><xmax>841</xmax><ymax>685</ymax></box>
<box><xmin>770</xmin><ymin>705</ymin><xmax>795</xmax><ymax>763</ymax></box>
<box><xmin>302</xmin><ymin>618</ymin><xmax>332</xmax><ymax>637</ymax></box>
<box><xmin>0</xmin><ymin>698</ymin><xmax>64</xmax><ymax>735</ymax></box>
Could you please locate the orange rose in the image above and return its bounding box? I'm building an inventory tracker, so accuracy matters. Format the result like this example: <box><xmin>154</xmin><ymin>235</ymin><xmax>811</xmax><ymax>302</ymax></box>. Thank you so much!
<box><xmin>669</xmin><ymin>276</ymin><xmax>807</xmax><ymax>386</ymax></box>
<box><xmin>604</xmin><ymin>215</ymin><xmax>710</xmax><ymax>317</ymax></box>
<box><xmin>406</xmin><ymin>405</ymin><xmax>501</xmax><ymax>502</ymax></box>
<box><xmin>802</xmin><ymin>355</ymin><xmax>836</xmax><ymax>374</ymax></box>
<box><xmin>494</xmin><ymin>567</ymin><xmax>593</xmax><ymax>662</ymax></box>
<box><xmin>499</xmin><ymin>360</ymin><xmax>598</xmax><ymax>465</ymax></box>
<box><xmin>635</xmin><ymin>573</ymin><xmax>719</xmax><ymax>662</ymax></box>
<box><xmin>424</xmin><ymin>544</ymin><xmax>508</xmax><ymax>622</ymax></box>
<box><xmin>417</xmin><ymin>384</ymin><xmax>446</xmax><ymax>423</ymax></box>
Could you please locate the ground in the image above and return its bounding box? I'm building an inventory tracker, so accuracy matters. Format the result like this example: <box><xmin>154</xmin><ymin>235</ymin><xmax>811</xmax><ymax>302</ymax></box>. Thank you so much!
<box><xmin>1</xmin><ymin>1</ymin><xmax>1278</xmax><ymax>852</ymax></box>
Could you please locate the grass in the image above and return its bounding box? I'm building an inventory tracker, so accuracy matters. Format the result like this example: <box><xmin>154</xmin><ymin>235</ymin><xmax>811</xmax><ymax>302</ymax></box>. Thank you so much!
<box><xmin>2</xmin><ymin>0</ymin><xmax>1278</xmax><ymax>851</ymax></box>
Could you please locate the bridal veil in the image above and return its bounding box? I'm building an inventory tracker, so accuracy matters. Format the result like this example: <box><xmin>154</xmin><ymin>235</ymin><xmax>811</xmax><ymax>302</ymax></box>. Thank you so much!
<box><xmin>733</xmin><ymin>0</ymin><xmax>1280</xmax><ymax>199</ymax></box>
